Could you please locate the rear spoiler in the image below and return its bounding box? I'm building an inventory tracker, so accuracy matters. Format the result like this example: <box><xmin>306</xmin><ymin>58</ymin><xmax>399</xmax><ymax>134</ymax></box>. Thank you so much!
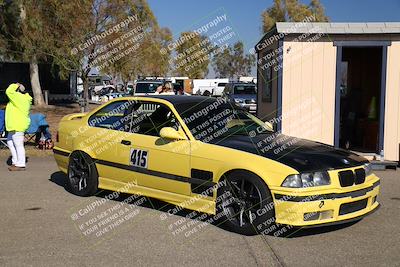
<box><xmin>62</xmin><ymin>113</ymin><xmax>86</xmax><ymax>121</ymax></box>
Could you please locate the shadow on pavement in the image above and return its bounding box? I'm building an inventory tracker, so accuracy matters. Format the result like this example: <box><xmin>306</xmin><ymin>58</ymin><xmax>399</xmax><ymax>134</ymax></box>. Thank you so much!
<box><xmin>49</xmin><ymin>171</ymin><xmax>69</xmax><ymax>191</ymax></box>
<box><xmin>49</xmin><ymin>171</ymin><xmax>359</xmax><ymax>238</ymax></box>
<box><xmin>285</xmin><ymin>221</ymin><xmax>359</xmax><ymax>238</ymax></box>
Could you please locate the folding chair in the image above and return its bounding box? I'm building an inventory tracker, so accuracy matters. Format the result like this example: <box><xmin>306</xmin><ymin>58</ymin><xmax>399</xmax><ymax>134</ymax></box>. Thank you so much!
<box><xmin>25</xmin><ymin>113</ymin><xmax>50</xmax><ymax>145</ymax></box>
<box><xmin>0</xmin><ymin>132</ymin><xmax>7</xmax><ymax>148</ymax></box>
<box><xmin>0</xmin><ymin>109</ymin><xmax>7</xmax><ymax>148</ymax></box>
<box><xmin>24</xmin><ymin>130</ymin><xmax>37</xmax><ymax>144</ymax></box>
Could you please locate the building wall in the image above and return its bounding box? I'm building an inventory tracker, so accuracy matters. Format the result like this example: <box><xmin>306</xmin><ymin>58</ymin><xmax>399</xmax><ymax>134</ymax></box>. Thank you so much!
<box><xmin>384</xmin><ymin>41</ymin><xmax>400</xmax><ymax>161</ymax></box>
<box><xmin>280</xmin><ymin>41</ymin><xmax>337</xmax><ymax>145</ymax></box>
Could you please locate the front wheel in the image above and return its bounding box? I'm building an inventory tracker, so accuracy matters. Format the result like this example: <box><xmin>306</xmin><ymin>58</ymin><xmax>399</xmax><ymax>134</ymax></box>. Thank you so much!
<box><xmin>67</xmin><ymin>151</ymin><xmax>98</xmax><ymax>197</ymax></box>
<box><xmin>216</xmin><ymin>171</ymin><xmax>275</xmax><ymax>235</ymax></box>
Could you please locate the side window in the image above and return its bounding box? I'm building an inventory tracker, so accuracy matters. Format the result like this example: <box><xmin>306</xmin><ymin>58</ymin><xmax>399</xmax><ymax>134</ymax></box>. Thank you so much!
<box><xmin>128</xmin><ymin>101</ymin><xmax>180</xmax><ymax>137</ymax></box>
<box><xmin>89</xmin><ymin>100</ymin><xmax>133</xmax><ymax>131</ymax></box>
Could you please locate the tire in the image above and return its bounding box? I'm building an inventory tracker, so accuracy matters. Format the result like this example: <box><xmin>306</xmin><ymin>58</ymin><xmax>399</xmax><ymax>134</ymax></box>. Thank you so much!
<box><xmin>67</xmin><ymin>151</ymin><xmax>98</xmax><ymax>197</ymax></box>
<box><xmin>216</xmin><ymin>170</ymin><xmax>276</xmax><ymax>235</ymax></box>
<box><xmin>202</xmin><ymin>90</ymin><xmax>211</xmax><ymax>96</ymax></box>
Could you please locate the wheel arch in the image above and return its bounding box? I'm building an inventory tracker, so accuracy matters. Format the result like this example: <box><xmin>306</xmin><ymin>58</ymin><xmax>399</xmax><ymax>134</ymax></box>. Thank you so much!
<box><xmin>217</xmin><ymin>168</ymin><xmax>272</xmax><ymax>189</ymax></box>
<box><xmin>68</xmin><ymin>150</ymin><xmax>99</xmax><ymax>177</ymax></box>
<box><xmin>70</xmin><ymin>148</ymin><xmax>97</xmax><ymax>162</ymax></box>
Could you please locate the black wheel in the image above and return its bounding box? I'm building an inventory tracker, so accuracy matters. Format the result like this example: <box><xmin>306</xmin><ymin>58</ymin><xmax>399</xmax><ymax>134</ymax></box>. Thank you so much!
<box><xmin>216</xmin><ymin>171</ymin><xmax>275</xmax><ymax>235</ymax></box>
<box><xmin>203</xmin><ymin>90</ymin><xmax>211</xmax><ymax>96</ymax></box>
<box><xmin>67</xmin><ymin>151</ymin><xmax>98</xmax><ymax>197</ymax></box>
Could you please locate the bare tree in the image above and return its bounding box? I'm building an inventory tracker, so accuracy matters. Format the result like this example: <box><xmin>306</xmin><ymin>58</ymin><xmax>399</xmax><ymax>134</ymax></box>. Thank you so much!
<box><xmin>262</xmin><ymin>0</ymin><xmax>329</xmax><ymax>33</ymax></box>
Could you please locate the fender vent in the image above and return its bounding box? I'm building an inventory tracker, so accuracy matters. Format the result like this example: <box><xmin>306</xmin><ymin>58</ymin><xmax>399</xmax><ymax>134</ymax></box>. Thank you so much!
<box><xmin>191</xmin><ymin>169</ymin><xmax>214</xmax><ymax>196</ymax></box>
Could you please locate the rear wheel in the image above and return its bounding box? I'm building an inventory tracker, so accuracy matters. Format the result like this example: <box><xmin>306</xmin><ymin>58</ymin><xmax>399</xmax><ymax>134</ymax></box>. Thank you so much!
<box><xmin>216</xmin><ymin>171</ymin><xmax>275</xmax><ymax>235</ymax></box>
<box><xmin>67</xmin><ymin>151</ymin><xmax>98</xmax><ymax>197</ymax></box>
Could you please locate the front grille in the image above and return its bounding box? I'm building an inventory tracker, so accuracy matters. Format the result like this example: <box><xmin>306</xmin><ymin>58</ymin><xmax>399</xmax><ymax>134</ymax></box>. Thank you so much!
<box><xmin>338</xmin><ymin>170</ymin><xmax>355</xmax><ymax>187</ymax></box>
<box><xmin>338</xmin><ymin>168</ymin><xmax>366</xmax><ymax>187</ymax></box>
<box><xmin>354</xmin><ymin>168</ymin><xmax>366</xmax><ymax>184</ymax></box>
<box><xmin>339</xmin><ymin>199</ymin><xmax>368</xmax><ymax>215</ymax></box>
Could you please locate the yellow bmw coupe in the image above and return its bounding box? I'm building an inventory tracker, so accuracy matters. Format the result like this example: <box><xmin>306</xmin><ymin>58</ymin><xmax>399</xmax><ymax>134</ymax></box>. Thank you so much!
<box><xmin>54</xmin><ymin>95</ymin><xmax>380</xmax><ymax>235</ymax></box>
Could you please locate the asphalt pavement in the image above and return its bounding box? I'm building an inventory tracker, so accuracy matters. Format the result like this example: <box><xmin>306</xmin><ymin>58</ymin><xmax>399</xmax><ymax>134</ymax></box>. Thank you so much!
<box><xmin>0</xmin><ymin>155</ymin><xmax>399</xmax><ymax>267</ymax></box>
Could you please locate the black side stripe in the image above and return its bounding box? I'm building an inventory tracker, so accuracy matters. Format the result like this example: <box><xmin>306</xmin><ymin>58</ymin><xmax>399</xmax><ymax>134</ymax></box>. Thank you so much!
<box><xmin>95</xmin><ymin>159</ymin><xmax>216</xmax><ymax>187</ymax></box>
<box><xmin>274</xmin><ymin>180</ymin><xmax>380</xmax><ymax>202</ymax></box>
<box><xmin>53</xmin><ymin>148</ymin><xmax>216</xmax><ymax>187</ymax></box>
<box><xmin>53</xmin><ymin>149</ymin><xmax>70</xmax><ymax>157</ymax></box>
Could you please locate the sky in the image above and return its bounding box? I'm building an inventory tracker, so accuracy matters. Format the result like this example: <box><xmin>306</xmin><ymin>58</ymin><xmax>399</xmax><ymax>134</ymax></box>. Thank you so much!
<box><xmin>148</xmin><ymin>0</ymin><xmax>400</xmax><ymax>52</ymax></box>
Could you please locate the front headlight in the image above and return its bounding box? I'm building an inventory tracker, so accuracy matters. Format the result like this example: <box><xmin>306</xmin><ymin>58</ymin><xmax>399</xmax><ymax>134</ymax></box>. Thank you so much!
<box><xmin>282</xmin><ymin>171</ymin><xmax>330</xmax><ymax>188</ymax></box>
<box><xmin>364</xmin><ymin>163</ymin><xmax>373</xmax><ymax>176</ymax></box>
<box><xmin>234</xmin><ymin>98</ymin><xmax>244</xmax><ymax>103</ymax></box>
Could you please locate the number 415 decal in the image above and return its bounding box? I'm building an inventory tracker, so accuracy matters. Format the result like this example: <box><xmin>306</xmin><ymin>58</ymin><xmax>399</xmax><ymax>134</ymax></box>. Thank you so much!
<box><xmin>130</xmin><ymin>148</ymin><xmax>148</xmax><ymax>168</ymax></box>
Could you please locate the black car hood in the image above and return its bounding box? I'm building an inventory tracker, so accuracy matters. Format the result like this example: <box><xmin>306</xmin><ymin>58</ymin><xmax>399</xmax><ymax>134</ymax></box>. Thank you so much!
<box><xmin>209</xmin><ymin>134</ymin><xmax>368</xmax><ymax>172</ymax></box>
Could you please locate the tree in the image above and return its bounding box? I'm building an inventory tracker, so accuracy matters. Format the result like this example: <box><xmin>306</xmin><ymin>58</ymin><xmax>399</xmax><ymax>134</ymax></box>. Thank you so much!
<box><xmin>262</xmin><ymin>0</ymin><xmax>286</xmax><ymax>34</ymax></box>
<box><xmin>212</xmin><ymin>41</ymin><xmax>255</xmax><ymax>79</ymax></box>
<box><xmin>1</xmin><ymin>0</ymin><xmax>171</xmax><ymax>109</ymax></box>
<box><xmin>97</xmin><ymin>1</ymin><xmax>172</xmax><ymax>82</ymax></box>
<box><xmin>309</xmin><ymin>0</ymin><xmax>329</xmax><ymax>22</ymax></box>
<box><xmin>43</xmin><ymin>0</ymin><xmax>162</xmax><ymax>110</ymax></box>
<box><xmin>0</xmin><ymin>1</ymin><xmax>23</xmax><ymax>60</ymax></box>
<box><xmin>20</xmin><ymin>1</ymin><xmax>47</xmax><ymax>106</ymax></box>
<box><xmin>102</xmin><ymin>25</ymin><xmax>172</xmax><ymax>87</ymax></box>
<box><xmin>135</xmin><ymin>26</ymin><xmax>172</xmax><ymax>77</ymax></box>
<box><xmin>262</xmin><ymin>0</ymin><xmax>329</xmax><ymax>33</ymax></box>
<box><xmin>0</xmin><ymin>0</ymin><xmax>52</xmax><ymax>106</ymax></box>
<box><xmin>173</xmin><ymin>31</ymin><xmax>211</xmax><ymax>79</ymax></box>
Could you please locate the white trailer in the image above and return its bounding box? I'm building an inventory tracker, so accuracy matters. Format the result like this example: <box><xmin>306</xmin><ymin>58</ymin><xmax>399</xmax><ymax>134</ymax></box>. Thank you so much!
<box><xmin>239</xmin><ymin>76</ymin><xmax>257</xmax><ymax>83</ymax></box>
<box><xmin>192</xmin><ymin>78</ymin><xmax>229</xmax><ymax>96</ymax></box>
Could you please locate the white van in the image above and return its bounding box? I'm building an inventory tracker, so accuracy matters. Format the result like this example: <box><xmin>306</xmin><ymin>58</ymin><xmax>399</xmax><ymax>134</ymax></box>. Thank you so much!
<box><xmin>192</xmin><ymin>78</ymin><xmax>229</xmax><ymax>96</ymax></box>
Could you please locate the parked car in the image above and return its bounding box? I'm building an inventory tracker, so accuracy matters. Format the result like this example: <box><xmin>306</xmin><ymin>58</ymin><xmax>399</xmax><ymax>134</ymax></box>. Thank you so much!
<box><xmin>133</xmin><ymin>80</ymin><xmax>163</xmax><ymax>96</ymax></box>
<box><xmin>212</xmin><ymin>82</ymin><xmax>228</xmax><ymax>96</ymax></box>
<box><xmin>54</xmin><ymin>95</ymin><xmax>380</xmax><ymax>235</ymax></box>
<box><xmin>223</xmin><ymin>82</ymin><xmax>257</xmax><ymax>113</ymax></box>
<box><xmin>89</xmin><ymin>76</ymin><xmax>115</xmax><ymax>94</ymax></box>
<box><xmin>100</xmin><ymin>92</ymin><xmax>128</xmax><ymax>102</ymax></box>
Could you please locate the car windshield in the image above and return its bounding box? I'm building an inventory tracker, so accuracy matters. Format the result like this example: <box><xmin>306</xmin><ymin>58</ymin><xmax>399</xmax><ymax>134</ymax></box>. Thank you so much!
<box><xmin>176</xmin><ymin>99</ymin><xmax>273</xmax><ymax>142</ymax></box>
<box><xmin>234</xmin><ymin>85</ymin><xmax>256</xmax><ymax>95</ymax></box>
<box><xmin>135</xmin><ymin>82</ymin><xmax>162</xmax><ymax>93</ymax></box>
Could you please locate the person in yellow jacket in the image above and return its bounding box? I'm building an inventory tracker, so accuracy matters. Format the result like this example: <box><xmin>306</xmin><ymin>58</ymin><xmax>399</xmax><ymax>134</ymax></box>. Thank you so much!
<box><xmin>5</xmin><ymin>83</ymin><xmax>32</xmax><ymax>171</ymax></box>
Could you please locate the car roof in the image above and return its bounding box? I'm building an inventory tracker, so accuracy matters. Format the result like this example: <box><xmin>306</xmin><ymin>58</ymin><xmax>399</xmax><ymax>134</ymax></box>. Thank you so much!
<box><xmin>228</xmin><ymin>82</ymin><xmax>256</xmax><ymax>85</ymax></box>
<box><xmin>144</xmin><ymin>95</ymin><xmax>217</xmax><ymax>105</ymax></box>
<box><xmin>136</xmin><ymin>80</ymin><xmax>163</xmax><ymax>83</ymax></box>
<box><xmin>110</xmin><ymin>95</ymin><xmax>223</xmax><ymax>109</ymax></box>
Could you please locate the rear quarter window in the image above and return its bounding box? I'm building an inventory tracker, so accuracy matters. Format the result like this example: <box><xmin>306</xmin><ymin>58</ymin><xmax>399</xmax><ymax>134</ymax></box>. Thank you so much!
<box><xmin>88</xmin><ymin>100</ymin><xmax>133</xmax><ymax>131</ymax></box>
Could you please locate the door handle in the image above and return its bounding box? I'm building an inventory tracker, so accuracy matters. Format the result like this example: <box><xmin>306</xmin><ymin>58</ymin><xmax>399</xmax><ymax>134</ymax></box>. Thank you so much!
<box><xmin>121</xmin><ymin>140</ymin><xmax>131</xmax><ymax>146</ymax></box>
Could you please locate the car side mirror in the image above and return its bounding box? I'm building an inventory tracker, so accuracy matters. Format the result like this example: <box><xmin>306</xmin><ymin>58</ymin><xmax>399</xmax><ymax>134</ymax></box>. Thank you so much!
<box><xmin>264</xmin><ymin>121</ymin><xmax>274</xmax><ymax>131</ymax></box>
<box><xmin>160</xmin><ymin>127</ymin><xmax>187</xmax><ymax>140</ymax></box>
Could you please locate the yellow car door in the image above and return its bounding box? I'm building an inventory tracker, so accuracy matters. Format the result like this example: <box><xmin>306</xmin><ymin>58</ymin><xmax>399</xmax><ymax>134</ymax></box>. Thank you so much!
<box><xmin>111</xmin><ymin>100</ymin><xmax>192</xmax><ymax>196</ymax></box>
<box><xmin>82</xmin><ymin>100</ymin><xmax>132</xmax><ymax>183</ymax></box>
